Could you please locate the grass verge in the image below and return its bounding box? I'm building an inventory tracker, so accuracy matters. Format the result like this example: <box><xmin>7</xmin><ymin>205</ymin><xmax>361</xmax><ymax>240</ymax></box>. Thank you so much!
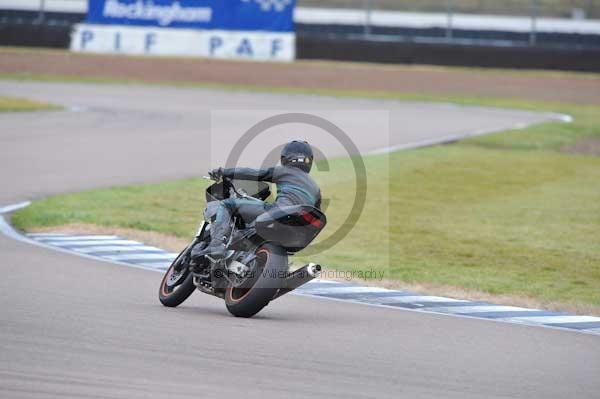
<box><xmin>0</xmin><ymin>70</ymin><xmax>597</xmax><ymax>109</ymax></box>
<box><xmin>0</xmin><ymin>95</ymin><xmax>58</xmax><ymax>112</ymax></box>
<box><xmin>2</xmin><ymin>46</ymin><xmax>600</xmax><ymax>81</ymax></box>
<box><xmin>8</xmin><ymin>82</ymin><xmax>600</xmax><ymax>313</ymax></box>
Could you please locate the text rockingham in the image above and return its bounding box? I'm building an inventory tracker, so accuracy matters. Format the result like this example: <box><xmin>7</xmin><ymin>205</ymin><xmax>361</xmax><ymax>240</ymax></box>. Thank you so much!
<box><xmin>103</xmin><ymin>0</ymin><xmax>213</xmax><ymax>26</ymax></box>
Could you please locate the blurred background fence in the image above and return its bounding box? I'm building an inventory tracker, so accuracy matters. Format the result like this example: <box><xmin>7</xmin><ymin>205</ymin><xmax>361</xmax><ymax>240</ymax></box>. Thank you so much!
<box><xmin>300</xmin><ymin>0</ymin><xmax>599</xmax><ymax>18</ymax></box>
<box><xmin>1</xmin><ymin>0</ymin><xmax>600</xmax><ymax>70</ymax></box>
<box><xmin>3</xmin><ymin>0</ymin><xmax>598</xmax><ymax>47</ymax></box>
<box><xmin>295</xmin><ymin>0</ymin><xmax>600</xmax><ymax>48</ymax></box>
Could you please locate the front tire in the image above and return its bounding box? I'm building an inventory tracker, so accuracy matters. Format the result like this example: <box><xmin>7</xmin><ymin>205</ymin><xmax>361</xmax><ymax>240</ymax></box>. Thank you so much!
<box><xmin>225</xmin><ymin>243</ymin><xmax>288</xmax><ymax>318</ymax></box>
<box><xmin>159</xmin><ymin>247</ymin><xmax>196</xmax><ymax>307</ymax></box>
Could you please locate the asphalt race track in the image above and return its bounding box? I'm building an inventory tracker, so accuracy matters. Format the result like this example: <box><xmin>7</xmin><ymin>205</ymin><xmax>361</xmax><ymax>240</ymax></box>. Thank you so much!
<box><xmin>1</xmin><ymin>81</ymin><xmax>599</xmax><ymax>399</ymax></box>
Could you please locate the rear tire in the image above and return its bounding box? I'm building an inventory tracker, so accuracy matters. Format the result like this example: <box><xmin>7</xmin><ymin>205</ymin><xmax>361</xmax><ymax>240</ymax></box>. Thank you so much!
<box><xmin>159</xmin><ymin>247</ymin><xmax>196</xmax><ymax>307</ymax></box>
<box><xmin>225</xmin><ymin>243</ymin><xmax>288</xmax><ymax>318</ymax></box>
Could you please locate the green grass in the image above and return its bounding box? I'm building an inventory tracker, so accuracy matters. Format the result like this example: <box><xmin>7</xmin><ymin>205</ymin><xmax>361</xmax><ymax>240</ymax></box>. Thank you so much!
<box><xmin>0</xmin><ymin>95</ymin><xmax>58</xmax><ymax>112</ymax></box>
<box><xmin>8</xmin><ymin>79</ymin><xmax>600</xmax><ymax>309</ymax></box>
<box><xmin>385</xmin><ymin>146</ymin><xmax>600</xmax><ymax>303</ymax></box>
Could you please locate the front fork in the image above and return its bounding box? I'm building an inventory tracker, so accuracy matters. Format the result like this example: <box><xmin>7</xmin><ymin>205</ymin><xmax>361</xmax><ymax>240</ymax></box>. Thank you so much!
<box><xmin>196</xmin><ymin>221</ymin><xmax>210</xmax><ymax>239</ymax></box>
<box><xmin>173</xmin><ymin>222</ymin><xmax>209</xmax><ymax>273</ymax></box>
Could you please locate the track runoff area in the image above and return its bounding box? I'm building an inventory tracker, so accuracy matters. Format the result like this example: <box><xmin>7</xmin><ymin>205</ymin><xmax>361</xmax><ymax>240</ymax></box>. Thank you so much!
<box><xmin>3</xmin><ymin>226</ymin><xmax>595</xmax><ymax>336</ymax></box>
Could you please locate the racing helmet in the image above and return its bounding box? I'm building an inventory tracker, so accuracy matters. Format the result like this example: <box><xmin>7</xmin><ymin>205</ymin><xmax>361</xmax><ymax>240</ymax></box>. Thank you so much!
<box><xmin>280</xmin><ymin>140</ymin><xmax>314</xmax><ymax>173</ymax></box>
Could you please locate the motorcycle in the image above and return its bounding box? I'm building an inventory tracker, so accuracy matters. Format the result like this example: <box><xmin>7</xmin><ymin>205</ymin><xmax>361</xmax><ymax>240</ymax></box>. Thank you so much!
<box><xmin>158</xmin><ymin>175</ymin><xmax>327</xmax><ymax>317</ymax></box>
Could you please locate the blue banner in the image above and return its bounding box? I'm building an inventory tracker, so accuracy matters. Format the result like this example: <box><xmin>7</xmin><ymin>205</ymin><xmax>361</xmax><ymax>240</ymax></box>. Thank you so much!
<box><xmin>86</xmin><ymin>0</ymin><xmax>295</xmax><ymax>32</ymax></box>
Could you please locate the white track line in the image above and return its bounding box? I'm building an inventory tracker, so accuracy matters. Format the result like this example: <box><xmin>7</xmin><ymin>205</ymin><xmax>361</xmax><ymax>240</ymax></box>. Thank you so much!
<box><xmin>424</xmin><ymin>305</ymin><xmax>538</xmax><ymax>314</ymax></box>
<box><xmin>368</xmin><ymin>112</ymin><xmax>572</xmax><ymax>155</ymax></box>
<box><xmin>102</xmin><ymin>253</ymin><xmax>177</xmax><ymax>261</ymax></box>
<box><xmin>307</xmin><ymin>279</ymin><xmax>342</xmax><ymax>285</ymax></box>
<box><xmin>301</xmin><ymin>286</ymin><xmax>392</xmax><ymax>294</ymax></box>
<box><xmin>0</xmin><ymin>211</ymin><xmax>169</xmax><ymax>273</ymax></box>
<box><xmin>44</xmin><ymin>239</ymin><xmax>143</xmax><ymax>247</ymax></box>
<box><xmin>71</xmin><ymin>245</ymin><xmax>168</xmax><ymax>254</ymax></box>
<box><xmin>363</xmin><ymin>296</ymin><xmax>469</xmax><ymax>305</ymax></box>
<box><xmin>137</xmin><ymin>262</ymin><xmax>171</xmax><ymax>269</ymax></box>
<box><xmin>0</xmin><ymin>201</ymin><xmax>31</xmax><ymax>214</ymax></box>
<box><xmin>27</xmin><ymin>233</ymin><xmax>68</xmax><ymax>238</ymax></box>
<box><xmin>33</xmin><ymin>235</ymin><xmax>120</xmax><ymax>241</ymax></box>
<box><xmin>499</xmin><ymin>316</ymin><xmax>600</xmax><ymax>324</ymax></box>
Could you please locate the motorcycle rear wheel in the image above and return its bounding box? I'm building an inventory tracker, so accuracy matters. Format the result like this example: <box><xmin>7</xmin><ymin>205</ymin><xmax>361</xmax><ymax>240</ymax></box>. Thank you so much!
<box><xmin>225</xmin><ymin>243</ymin><xmax>288</xmax><ymax>318</ymax></box>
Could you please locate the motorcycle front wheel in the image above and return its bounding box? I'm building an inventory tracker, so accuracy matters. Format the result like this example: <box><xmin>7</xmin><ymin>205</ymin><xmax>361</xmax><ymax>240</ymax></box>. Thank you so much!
<box><xmin>158</xmin><ymin>246</ymin><xmax>196</xmax><ymax>307</ymax></box>
<box><xmin>225</xmin><ymin>243</ymin><xmax>288</xmax><ymax>318</ymax></box>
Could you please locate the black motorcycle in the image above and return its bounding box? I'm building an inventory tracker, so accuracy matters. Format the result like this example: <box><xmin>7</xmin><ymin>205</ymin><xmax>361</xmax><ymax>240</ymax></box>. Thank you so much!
<box><xmin>158</xmin><ymin>176</ymin><xmax>326</xmax><ymax>317</ymax></box>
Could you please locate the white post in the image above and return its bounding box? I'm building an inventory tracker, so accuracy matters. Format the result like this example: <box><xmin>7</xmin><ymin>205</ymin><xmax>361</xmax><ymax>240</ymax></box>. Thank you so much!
<box><xmin>446</xmin><ymin>0</ymin><xmax>454</xmax><ymax>40</ymax></box>
<box><xmin>36</xmin><ymin>0</ymin><xmax>46</xmax><ymax>23</ymax></box>
<box><xmin>364</xmin><ymin>0</ymin><xmax>373</xmax><ymax>36</ymax></box>
<box><xmin>530</xmin><ymin>0</ymin><xmax>538</xmax><ymax>46</ymax></box>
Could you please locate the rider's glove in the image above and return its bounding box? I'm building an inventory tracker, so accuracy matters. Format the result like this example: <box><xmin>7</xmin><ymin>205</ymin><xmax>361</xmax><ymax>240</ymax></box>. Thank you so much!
<box><xmin>209</xmin><ymin>167</ymin><xmax>223</xmax><ymax>181</ymax></box>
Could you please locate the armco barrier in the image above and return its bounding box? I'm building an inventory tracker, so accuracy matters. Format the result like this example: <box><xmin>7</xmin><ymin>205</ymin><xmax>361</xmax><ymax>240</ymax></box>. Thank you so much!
<box><xmin>297</xmin><ymin>33</ymin><xmax>600</xmax><ymax>72</ymax></box>
<box><xmin>0</xmin><ymin>22</ymin><xmax>71</xmax><ymax>48</ymax></box>
<box><xmin>297</xmin><ymin>23</ymin><xmax>600</xmax><ymax>49</ymax></box>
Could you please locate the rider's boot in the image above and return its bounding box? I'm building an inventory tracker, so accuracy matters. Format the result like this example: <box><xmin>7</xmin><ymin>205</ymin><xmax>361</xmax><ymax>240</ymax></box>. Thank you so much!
<box><xmin>191</xmin><ymin>241</ymin><xmax>226</xmax><ymax>259</ymax></box>
<box><xmin>191</xmin><ymin>209</ymin><xmax>232</xmax><ymax>260</ymax></box>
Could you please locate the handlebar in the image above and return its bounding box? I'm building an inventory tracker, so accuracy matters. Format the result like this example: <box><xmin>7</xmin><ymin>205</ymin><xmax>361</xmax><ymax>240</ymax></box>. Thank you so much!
<box><xmin>204</xmin><ymin>174</ymin><xmax>247</xmax><ymax>198</ymax></box>
<box><xmin>226</xmin><ymin>177</ymin><xmax>245</xmax><ymax>198</ymax></box>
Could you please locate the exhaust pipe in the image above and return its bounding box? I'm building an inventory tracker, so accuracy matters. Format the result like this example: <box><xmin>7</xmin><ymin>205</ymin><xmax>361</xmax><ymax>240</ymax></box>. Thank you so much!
<box><xmin>272</xmin><ymin>263</ymin><xmax>321</xmax><ymax>300</ymax></box>
<box><xmin>306</xmin><ymin>263</ymin><xmax>322</xmax><ymax>277</ymax></box>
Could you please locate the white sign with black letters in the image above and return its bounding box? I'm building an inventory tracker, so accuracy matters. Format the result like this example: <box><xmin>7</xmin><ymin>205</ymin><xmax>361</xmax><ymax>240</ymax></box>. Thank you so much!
<box><xmin>70</xmin><ymin>24</ymin><xmax>295</xmax><ymax>61</ymax></box>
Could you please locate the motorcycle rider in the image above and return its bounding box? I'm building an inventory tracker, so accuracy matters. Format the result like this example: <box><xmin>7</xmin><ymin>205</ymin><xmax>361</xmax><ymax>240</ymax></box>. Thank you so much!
<box><xmin>191</xmin><ymin>140</ymin><xmax>321</xmax><ymax>260</ymax></box>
